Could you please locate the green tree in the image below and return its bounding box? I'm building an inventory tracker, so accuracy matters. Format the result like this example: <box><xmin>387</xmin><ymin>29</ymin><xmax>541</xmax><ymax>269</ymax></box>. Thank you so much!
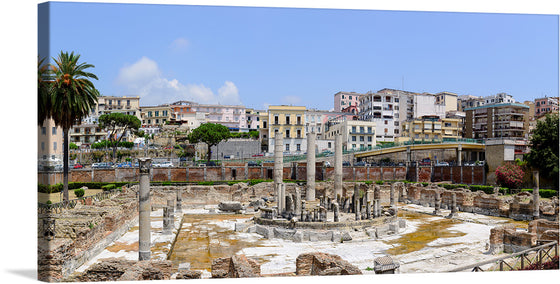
<box><xmin>525</xmin><ymin>113</ymin><xmax>559</xmax><ymax>185</ymax></box>
<box><xmin>69</xmin><ymin>142</ymin><xmax>79</xmax><ymax>150</ymax></box>
<box><xmin>38</xmin><ymin>56</ymin><xmax>53</xmax><ymax>125</ymax></box>
<box><xmin>187</xmin><ymin>123</ymin><xmax>231</xmax><ymax>162</ymax></box>
<box><xmin>51</xmin><ymin>51</ymin><xmax>100</xmax><ymax>202</ymax></box>
<box><xmin>98</xmin><ymin>112</ymin><xmax>141</xmax><ymax>162</ymax></box>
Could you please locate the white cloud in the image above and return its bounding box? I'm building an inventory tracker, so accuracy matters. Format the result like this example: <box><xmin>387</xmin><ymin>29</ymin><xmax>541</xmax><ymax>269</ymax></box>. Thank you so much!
<box><xmin>170</xmin><ymin>37</ymin><xmax>189</xmax><ymax>52</ymax></box>
<box><xmin>115</xmin><ymin>57</ymin><xmax>242</xmax><ymax>106</ymax></box>
<box><xmin>282</xmin><ymin>95</ymin><xmax>302</xmax><ymax>105</ymax></box>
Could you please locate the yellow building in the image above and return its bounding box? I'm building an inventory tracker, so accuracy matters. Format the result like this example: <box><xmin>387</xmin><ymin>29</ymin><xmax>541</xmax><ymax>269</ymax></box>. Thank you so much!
<box><xmin>140</xmin><ymin>105</ymin><xmax>172</xmax><ymax>127</ymax></box>
<box><xmin>261</xmin><ymin>105</ymin><xmax>306</xmax><ymax>153</ymax></box>
<box><xmin>400</xmin><ymin>115</ymin><xmax>462</xmax><ymax>142</ymax></box>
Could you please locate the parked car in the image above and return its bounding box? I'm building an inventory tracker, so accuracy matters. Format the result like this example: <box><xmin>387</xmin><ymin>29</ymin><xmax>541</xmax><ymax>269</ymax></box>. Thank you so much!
<box><xmin>342</xmin><ymin>161</ymin><xmax>351</xmax><ymax>167</ymax></box>
<box><xmin>435</xmin><ymin>161</ymin><xmax>449</xmax><ymax>166</ymax></box>
<box><xmin>323</xmin><ymin>161</ymin><xmax>332</xmax><ymax>167</ymax></box>
<box><xmin>206</xmin><ymin>161</ymin><xmax>217</xmax><ymax>167</ymax></box>
<box><xmin>419</xmin><ymin>158</ymin><xmax>431</xmax><ymax>166</ymax></box>
<box><xmin>73</xmin><ymin>163</ymin><xmax>84</xmax><ymax>169</ymax></box>
<box><xmin>354</xmin><ymin>161</ymin><xmax>367</xmax><ymax>167</ymax></box>
<box><xmin>247</xmin><ymin>161</ymin><xmax>259</xmax><ymax>167</ymax></box>
<box><xmin>159</xmin><ymin>161</ymin><xmax>173</xmax><ymax>168</ymax></box>
<box><xmin>397</xmin><ymin>162</ymin><xmax>405</xmax><ymax>166</ymax></box>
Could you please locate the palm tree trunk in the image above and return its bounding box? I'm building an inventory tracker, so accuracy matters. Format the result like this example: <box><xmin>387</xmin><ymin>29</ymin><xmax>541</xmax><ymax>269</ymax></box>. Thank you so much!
<box><xmin>63</xmin><ymin>129</ymin><xmax>70</xmax><ymax>203</ymax></box>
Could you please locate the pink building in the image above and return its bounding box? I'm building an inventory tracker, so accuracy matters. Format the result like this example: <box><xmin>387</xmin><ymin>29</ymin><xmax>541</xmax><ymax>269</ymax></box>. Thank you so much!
<box><xmin>334</xmin><ymin>91</ymin><xmax>363</xmax><ymax>112</ymax></box>
<box><xmin>534</xmin><ymin>97</ymin><xmax>559</xmax><ymax>118</ymax></box>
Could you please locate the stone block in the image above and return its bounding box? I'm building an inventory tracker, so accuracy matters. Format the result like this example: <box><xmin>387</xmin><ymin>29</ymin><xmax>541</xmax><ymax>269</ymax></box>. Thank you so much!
<box><xmin>341</xmin><ymin>232</ymin><xmax>352</xmax><ymax>242</ymax></box>
<box><xmin>218</xmin><ymin>201</ymin><xmax>243</xmax><ymax>212</ymax></box>
<box><xmin>293</xmin><ymin>231</ymin><xmax>304</xmax><ymax>243</ymax></box>
<box><xmin>398</xmin><ymin>219</ymin><xmax>406</xmax><ymax>228</ymax></box>
<box><xmin>295</xmin><ymin>252</ymin><xmax>362</xmax><ymax>276</ymax></box>
<box><xmin>176</xmin><ymin>270</ymin><xmax>202</xmax><ymax>279</ymax></box>
<box><xmin>235</xmin><ymin>222</ymin><xmax>250</xmax><ymax>232</ymax></box>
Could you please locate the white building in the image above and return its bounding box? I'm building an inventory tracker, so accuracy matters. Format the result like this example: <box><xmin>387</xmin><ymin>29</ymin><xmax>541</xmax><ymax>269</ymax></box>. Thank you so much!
<box><xmin>324</xmin><ymin>118</ymin><xmax>376</xmax><ymax>151</ymax></box>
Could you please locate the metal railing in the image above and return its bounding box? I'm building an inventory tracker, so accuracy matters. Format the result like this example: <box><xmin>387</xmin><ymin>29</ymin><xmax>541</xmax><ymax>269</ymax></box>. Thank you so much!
<box><xmin>448</xmin><ymin>241</ymin><xmax>558</xmax><ymax>272</ymax></box>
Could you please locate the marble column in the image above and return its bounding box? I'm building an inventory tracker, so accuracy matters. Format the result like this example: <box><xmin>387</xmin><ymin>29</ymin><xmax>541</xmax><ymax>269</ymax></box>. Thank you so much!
<box><xmin>306</xmin><ymin>131</ymin><xmax>316</xmax><ymax>201</ymax></box>
<box><xmin>274</xmin><ymin>133</ymin><xmax>284</xmax><ymax>215</ymax></box>
<box><xmin>333</xmin><ymin>203</ymin><xmax>340</xmax><ymax>222</ymax></box>
<box><xmin>354</xmin><ymin>184</ymin><xmax>361</xmax><ymax>221</ymax></box>
<box><xmin>294</xmin><ymin>187</ymin><xmax>302</xmax><ymax>216</ymax></box>
<box><xmin>433</xmin><ymin>190</ymin><xmax>441</xmax><ymax>215</ymax></box>
<box><xmin>138</xmin><ymin>157</ymin><xmax>152</xmax><ymax>261</ymax></box>
<box><xmin>334</xmin><ymin>133</ymin><xmax>343</xmax><ymax>198</ymax></box>
<box><xmin>176</xmin><ymin>189</ymin><xmax>182</xmax><ymax>214</ymax></box>
<box><xmin>533</xmin><ymin>171</ymin><xmax>540</xmax><ymax>220</ymax></box>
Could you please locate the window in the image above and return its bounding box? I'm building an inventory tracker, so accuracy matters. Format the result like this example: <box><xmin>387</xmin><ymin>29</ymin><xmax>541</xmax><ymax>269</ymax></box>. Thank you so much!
<box><xmin>425</xmin><ymin>134</ymin><xmax>429</xmax><ymax>139</ymax></box>
<box><xmin>263</xmin><ymin>121</ymin><xmax>267</xmax><ymax>128</ymax></box>
<box><xmin>349</xmin><ymin>96</ymin><xmax>352</xmax><ymax>100</ymax></box>
<box><xmin>297</xmin><ymin>116</ymin><xmax>301</xmax><ymax>125</ymax></box>
<box><xmin>352</xmin><ymin>144</ymin><xmax>356</xmax><ymax>148</ymax></box>
<box><xmin>367</xmin><ymin>136</ymin><xmax>372</xmax><ymax>142</ymax></box>
<box><xmin>148</xmin><ymin>111</ymin><xmax>152</xmax><ymax>117</ymax></box>
<box><xmin>352</xmin><ymin>136</ymin><xmax>356</xmax><ymax>141</ymax></box>
<box><xmin>352</xmin><ymin>126</ymin><xmax>356</xmax><ymax>133</ymax></box>
<box><xmin>297</xmin><ymin>129</ymin><xmax>301</xmax><ymax>138</ymax></box>
<box><xmin>274</xmin><ymin>116</ymin><xmax>279</xmax><ymax>124</ymax></box>
<box><xmin>394</xmin><ymin>121</ymin><xmax>399</xmax><ymax>126</ymax></box>
<box><xmin>296</xmin><ymin>144</ymin><xmax>301</xmax><ymax>151</ymax></box>
<box><xmin>155</xmin><ymin>111</ymin><xmax>159</xmax><ymax>117</ymax></box>
<box><xmin>148</xmin><ymin>119</ymin><xmax>151</xmax><ymax>124</ymax></box>
<box><xmin>384</xmin><ymin>120</ymin><xmax>388</xmax><ymax>125</ymax></box>
<box><xmin>41</xmin><ymin>127</ymin><xmax>46</xmax><ymax>135</ymax></box>
<box><xmin>415</xmin><ymin>134</ymin><xmax>419</xmax><ymax>138</ymax></box>
<box><xmin>434</xmin><ymin>135</ymin><xmax>439</xmax><ymax>139</ymax></box>
<box><xmin>394</xmin><ymin>129</ymin><xmax>399</xmax><ymax>134</ymax></box>
<box><xmin>127</xmin><ymin>100</ymin><xmax>130</xmax><ymax>106</ymax></box>
<box><xmin>368</xmin><ymin>127</ymin><xmax>372</xmax><ymax>133</ymax></box>
<box><xmin>359</xmin><ymin>136</ymin><xmax>364</xmax><ymax>141</ymax></box>
<box><xmin>156</xmin><ymin>119</ymin><xmax>159</xmax><ymax>124</ymax></box>
<box><xmin>118</xmin><ymin>100</ymin><xmax>121</xmax><ymax>105</ymax></box>
<box><xmin>41</xmin><ymin>142</ymin><xmax>45</xmax><ymax>151</ymax></box>
<box><xmin>286</xmin><ymin>130</ymin><xmax>290</xmax><ymax>138</ymax></box>
<box><xmin>286</xmin><ymin>115</ymin><xmax>290</xmax><ymax>125</ymax></box>
<box><xmin>385</xmin><ymin>96</ymin><xmax>391</xmax><ymax>102</ymax></box>
<box><xmin>360</xmin><ymin>127</ymin><xmax>364</xmax><ymax>133</ymax></box>
<box><xmin>328</xmin><ymin>142</ymin><xmax>332</xmax><ymax>148</ymax></box>
<box><xmin>285</xmin><ymin>144</ymin><xmax>290</xmax><ymax>151</ymax></box>
<box><xmin>52</xmin><ymin>127</ymin><xmax>57</xmax><ymax>135</ymax></box>
<box><xmin>53</xmin><ymin>142</ymin><xmax>57</xmax><ymax>151</ymax></box>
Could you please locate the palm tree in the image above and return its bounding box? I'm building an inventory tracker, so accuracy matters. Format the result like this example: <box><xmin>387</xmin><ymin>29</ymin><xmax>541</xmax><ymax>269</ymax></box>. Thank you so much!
<box><xmin>51</xmin><ymin>51</ymin><xmax>99</xmax><ymax>203</ymax></box>
<box><xmin>38</xmin><ymin>56</ymin><xmax>53</xmax><ymax>125</ymax></box>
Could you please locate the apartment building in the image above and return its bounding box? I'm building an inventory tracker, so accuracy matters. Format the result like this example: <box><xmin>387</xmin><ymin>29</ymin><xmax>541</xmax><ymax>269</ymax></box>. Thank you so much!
<box><xmin>190</xmin><ymin>104</ymin><xmax>254</xmax><ymax>132</ymax></box>
<box><xmin>400</xmin><ymin>115</ymin><xmax>462</xmax><ymax>142</ymax></box>
<box><xmin>458</xmin><ymin>93</ymin><xmax>515</xmax><ymax>112</ymax></box>
<box><xmin>70</xmin><ymin>124</ymin><xmax>107</xmax><ymax>145</ymax></box>
<box><xmin>38</xmin><ymin>118</ymin><xmax>64</xmax><ymax>164</ymax></box>
<box><xmin>435</xmin><ymin>91</ymin><xmax>459</xmax><ymax>113</ymax></box>
<box><xmin>534</xmin><ymin>97</ymin><xmax>559</xmax><ymax>118</ymax></box>
<box><xmin>260</xmin><ymin>105</ymin><xmax>307</xmax><ymax>153</ymax></box>
<box><xmin>140</xmin><ymin>105</ymin><xmax>172</xmax><ymax>127</ymax></box>
<box><xmin>324</xmin><ymin>118</ymin><xmax>376</xmax><ymax>151</ymax></box>
<box><xmin>334</xmin><ymin>91</ymin><xmax>363</xmax><ymax>112</ymax></box>
<box><xmin>358</xmin><ymin>90</ymin><xmax>400</xmax><ymax>142</ymax></box>
<box><xmin>464</xmin><ymin>103</ymin><xmax>530</xmax><ymax>139</ymax></box>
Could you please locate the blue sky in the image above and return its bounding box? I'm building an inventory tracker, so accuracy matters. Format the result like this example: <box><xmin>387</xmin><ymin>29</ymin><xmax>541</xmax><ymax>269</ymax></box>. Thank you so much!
<box><xmin>41</xmin><ymin>1</ymin><xmax>558</xmax><ymax>110</ymax></box>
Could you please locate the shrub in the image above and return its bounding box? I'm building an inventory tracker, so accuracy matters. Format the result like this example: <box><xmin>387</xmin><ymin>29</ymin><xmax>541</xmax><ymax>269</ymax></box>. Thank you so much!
<box><xmin>375</xmin><ymin>180</ymin><xmax>383</xmax><ymax>185</ymax></box>
<box><xmin>46</xmin><ymin>200</ymin><xmax>52</xmax><ymax>205</ymax></box>
<box><xmin>162</xmin><ymin>181</ymin><xmax>172</xmax><ymax>186</ymax></box>
<box><xmin>469</xmin><ymin>185</ymin><xmax>494</xmax><ymax>194</ymax></box>
<box><xmin>197</xmin><ymin>181</ymin><xmax>214</xmax><ymax>186</ymax></box>
<box><xmin>495</xmin><ymin>163</ymin><xmax>524</xmax><ymax>189</ymax></box>
<box><xmin>101</xmin><ymin>184</ymin><xmax>117</xmax><ymax>191</ymax></box>
<box><xmin>364</xmin><ymin>181</ymin><xmax>373</xmax><ymax>185</ymax></box>
<box><xmin>421</xmin><ymin>182</ymin><xmax>429</xmax><ymax>186</ymax></box>
<box><xmin>520</xmin><ymin>188</ymin><xmax>558</xmax><ymax>199</ymax></box>
<box><xmin>74</xmin><ymin>188</ymin><xmax>85</xmax><ymax>197</ymax></box>
<box><xmin>248</xmin><ymin>179</ymin><xmax>272</xmax><ymax>186</ymax></box>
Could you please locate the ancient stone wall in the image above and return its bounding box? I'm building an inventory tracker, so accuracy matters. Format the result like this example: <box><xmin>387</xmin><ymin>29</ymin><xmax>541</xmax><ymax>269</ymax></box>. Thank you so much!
<box><xmin>37</xmin><ymin>188</ymin><xmax>139</xmax><ymax>281</ymax></box>
<box><xmin>41</xmin><ymin>165</ymin><xmax>478</xmax><ymax>184</ymax></box>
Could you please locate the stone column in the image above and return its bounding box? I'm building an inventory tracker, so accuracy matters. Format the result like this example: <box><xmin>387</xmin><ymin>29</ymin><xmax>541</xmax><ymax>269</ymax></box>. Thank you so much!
<box><xmin>366</xmin><ymin>201</ymin><xmax>371</xmax><ymax>219</ymax></box>
<box><xmin>306</xmin><ymin>131</ymin><xmax>316</xmax><ymax>201</ymax></box>
<box><xmin>373</xmin><ymin>199</ymin><xmax>379</xmax><ymax>218</ymax></box>
<box><xmin>533</xmin><ymin>171</ymin><xmax>540</xmax><ymax>220</ymax></box>
<box><xmin>457</xmin><ymin>144</ymin><xmax>462</xmax><ymax>166</ymax></box>
<box><xmin>447</xmin><ymin>192</ymin><xmax>457</xmax><ymax>218</ymax></box>
<box><xmin>333</xmin><ymin>203</ymin><xmax>340</xmax><ymax>222</ymax></box>
<box><xmin>433</xmin><ymin>190</ymin><xmax>441</xmax><ymax>215</ymax></box>
<box><xmin>294</xmin><ymin>187</ymin><xmax>302</xmax><ymax>216</ymax></box>
<box><xmin>176</xmin><ymin>189</ymin><xmax>182</xmax><ymax>214</ymax></box>
<box><xmin>274</xmin><ymin>133</ymin><xmax>284</xmax><ymax>215</ymax></box>
<box><xmin>334</xmin><ymin>133</ymin><xmax>343</xmax><ymax>198</ymax></box>
<box><xmin>390</xmin><ymin>183</ymin><xmax>396</xmax><ymax>208</ymax></box>
<box><xmin>354</xmin><ymin>184</ymin><xmax>361</xmax><ymax>221</ymax></box>
<box><xmin>138</xmin><ymin>157</ymin><xmax>152</xmax><ymax>261</ymax></box>
<box><xmin>285</xmin><ymin>194</ymin><xmax>294</xmax><ymax>215</ymax></box>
